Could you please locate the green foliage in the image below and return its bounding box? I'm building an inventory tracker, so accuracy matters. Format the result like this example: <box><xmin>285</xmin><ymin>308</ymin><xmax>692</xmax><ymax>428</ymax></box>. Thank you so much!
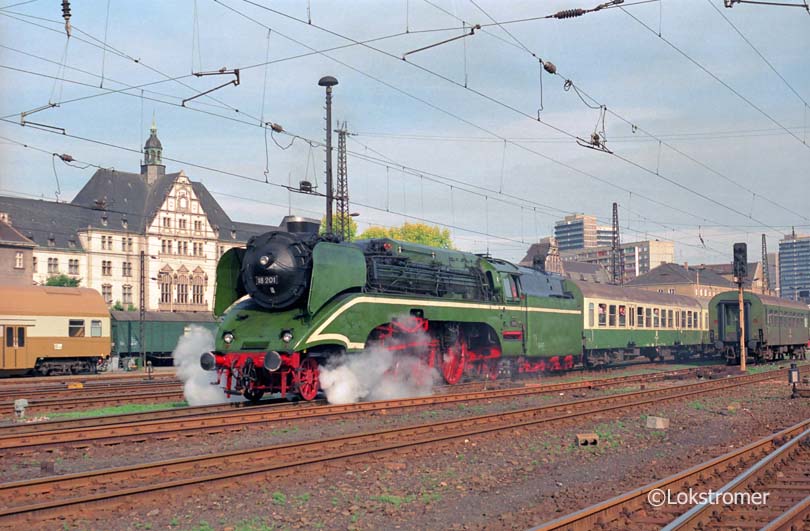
<box><xmin>370</xmin><ymin>494</ymin><xmax>416</xmax><ymax>508</ymax></box>
<box><xmin>271</xmin><ymin>491</ymin><xmax>287</xmax><ymax>505</ymax></box>
<box><xmin>46</xmin><ymin>401</ymin><xmax>187</xmax><ymax>419</ymax></box>
<box><xmin>358</xmin><ymin>222</ymin><xmax>454</xmax><ymax>248</ymax></box>
<box><xmin>111</xmin><ymin>301</ymin><xmax>138</xmax><ymax>311</ymax></box>
<box><xmin>44</xmin><ymin>274</ymin><xmax>80</xmax><ymax>287</ymax></box>
<box><xmin>320</xmin><ymin>214</ymin><xmax>358</xmax><ymax>240</ymax></box>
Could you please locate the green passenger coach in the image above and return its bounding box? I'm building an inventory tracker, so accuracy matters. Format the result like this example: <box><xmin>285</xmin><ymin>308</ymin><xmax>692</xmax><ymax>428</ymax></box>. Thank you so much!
<box><xmin>709</xmin><ymin>291</ymin><xmax>810</xmax><ymax>363</ymax></box>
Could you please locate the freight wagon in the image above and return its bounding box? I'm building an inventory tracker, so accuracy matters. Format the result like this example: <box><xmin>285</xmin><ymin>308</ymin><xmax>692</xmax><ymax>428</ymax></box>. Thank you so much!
<box><xmin>111</xmin><ymin>311</ymin><xmax>217</xmax><ymax>366</ymax></box>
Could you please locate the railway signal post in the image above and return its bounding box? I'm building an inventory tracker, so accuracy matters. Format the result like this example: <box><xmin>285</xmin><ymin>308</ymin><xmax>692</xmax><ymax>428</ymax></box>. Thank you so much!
<box><xmin>734</xmin><ymin>242</ymin><xmax>747</xmax><ymax>371</ymax></box>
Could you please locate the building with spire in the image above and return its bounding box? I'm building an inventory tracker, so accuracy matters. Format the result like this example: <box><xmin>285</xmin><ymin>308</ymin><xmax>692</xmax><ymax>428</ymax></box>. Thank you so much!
<box><xmin>0</xmin><ymin>125</ymin><xmax>296</xmax><ymax>312</ymax></box>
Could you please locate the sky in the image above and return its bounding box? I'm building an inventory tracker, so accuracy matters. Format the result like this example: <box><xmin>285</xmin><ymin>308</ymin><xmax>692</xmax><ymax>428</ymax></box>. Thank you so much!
<box><xmin>0</xmin><ymin>0</ymin><xmax>808</xmax><ymax>265</ymax></box>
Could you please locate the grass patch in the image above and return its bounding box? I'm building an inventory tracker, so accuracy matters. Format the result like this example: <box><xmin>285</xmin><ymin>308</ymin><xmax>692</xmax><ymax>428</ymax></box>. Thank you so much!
<box><xmin>271</xmin><ymin>491</ymin><xmax>287</xmax><ymax>505</ymax></box>
<box><xmin>370</xmin><ymin>494</ymin><xmax>416</xmax><ymax>508</ymax></box>
<box><xmin>688</xmin><ymin>400</ymin><xmax>706</xmax><ymax>410</ymax></box>
<box><xmin>45</xmin><ymin>401</ymin><xmax>187</xmax><ymax>419</ymax></box>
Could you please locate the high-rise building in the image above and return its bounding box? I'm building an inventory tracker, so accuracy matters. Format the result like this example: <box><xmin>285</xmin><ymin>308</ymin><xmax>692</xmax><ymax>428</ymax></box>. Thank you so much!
<box><xmin>779</xmin><ymin>232</ymin><xmax>810</xmax><ymax>302</ymax></box>
<box><xmin>554</xmin><ymin>214</ymin><xmax>614</xmax><ymax>252</ymax></box>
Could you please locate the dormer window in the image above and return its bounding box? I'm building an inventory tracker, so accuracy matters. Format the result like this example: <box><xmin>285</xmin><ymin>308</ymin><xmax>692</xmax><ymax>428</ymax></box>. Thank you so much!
<box><xmin>101</xmin><ymin>214</ymin><xmax>108</xmax><ymax>226</ymax></box>
<box><xmin>48</xmin><ymin>235</ymin><xmax>55</xmax><ymax>247</ymax></box>
<box><xmin>122</xmin><ymin>216</ymin><xmax>128</xmax><ymax>229</ymax></box>
<box><xmin>230</xmin><ymin>228</ymin><xmax>236</xmax><ymax>239</ymax></box>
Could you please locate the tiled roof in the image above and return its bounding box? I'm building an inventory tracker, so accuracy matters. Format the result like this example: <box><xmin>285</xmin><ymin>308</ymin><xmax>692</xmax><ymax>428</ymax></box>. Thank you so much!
<box><xmin>0</xmin><ymin>169</ymin><xmax>277</xmax><ymax>250</ymax></box>
<box><xmin>626</xmin><ymin>262</ymin><xmax>735</xmax><ymax>288</ymax></box>
<box><xmin>0</xmin><ymin>218</ymin><xmax>35</xmax><ymax>248</ymax></box>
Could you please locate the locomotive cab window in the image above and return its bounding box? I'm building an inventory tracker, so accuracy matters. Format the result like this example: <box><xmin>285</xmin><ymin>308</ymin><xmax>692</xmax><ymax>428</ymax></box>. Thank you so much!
<box><xmin>69</xmin><ymin>319</ymin><xmax>86</xmax><ymax>337</ymax></box>
<box><xmin>501</xmin><ymin>274</ymin><xmax>519</xmax><ymax>302</ymax></box>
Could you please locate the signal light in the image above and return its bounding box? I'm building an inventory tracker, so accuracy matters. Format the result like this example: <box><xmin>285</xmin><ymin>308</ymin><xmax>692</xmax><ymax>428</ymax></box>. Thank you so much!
<box><xmin>733</xmin><ymin>243</ymin><xmax>747</xmax><ymax>280</ymax></box>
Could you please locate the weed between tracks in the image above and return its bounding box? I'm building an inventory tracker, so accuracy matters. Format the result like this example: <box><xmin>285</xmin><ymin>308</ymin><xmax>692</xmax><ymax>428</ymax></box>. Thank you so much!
<box><xmin>45</xmin><ymin>401</ymin><xmax>188</xmax><ymax>419</ymax></box>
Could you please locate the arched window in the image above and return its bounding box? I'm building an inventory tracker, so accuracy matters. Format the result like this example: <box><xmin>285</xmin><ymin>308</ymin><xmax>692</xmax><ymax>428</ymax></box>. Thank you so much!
<box><xmin>192</xmin><ymin>271</ymin><xmax>207</xmax><ymax>305</ymax></box>
<box><xmin>176</xmin><ymin>273</ymin><xmax>189</xmax><ymax>304</ymax></box>
<box><xmin>159</xmin><ymin>272</ymin><xmax>172</xmax><ymax>304</ymax></box>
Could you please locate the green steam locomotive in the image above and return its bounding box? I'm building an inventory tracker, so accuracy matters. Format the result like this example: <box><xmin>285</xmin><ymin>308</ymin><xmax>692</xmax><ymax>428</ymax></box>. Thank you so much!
<box><xmin>200</xmin><ymin>227</ymin><xmax>738</xmax><ymax>401</ymax></box>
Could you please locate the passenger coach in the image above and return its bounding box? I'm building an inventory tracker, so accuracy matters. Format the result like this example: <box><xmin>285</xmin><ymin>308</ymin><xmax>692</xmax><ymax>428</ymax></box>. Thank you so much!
<box><xmin>0</xmin><ymin>285</ymin><xmax>110</xmax><ymax>376</ymax></box>
<box><xmin>709</xmin><ymin>291</ymin><xmax>810</xmax><ymax>363</ymax></box>
<box><xmin>573</xmin><ymin>281</ymin><xmax>711</xmax><ymax>364</ymax></box>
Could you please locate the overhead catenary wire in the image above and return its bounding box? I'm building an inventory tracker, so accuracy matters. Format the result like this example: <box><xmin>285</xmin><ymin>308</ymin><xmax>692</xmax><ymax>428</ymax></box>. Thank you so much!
<box><xmin>1</xmin><ymin>2</ymin><xmax>796</xmax><ymax>252</ymax></box>
<box><xmin>228</xmin><ymin>0</ymin><xmax>794</xmax><ymax>236</ymax></box>
<box><xmin>620</xmin><ymin>4</ymin><xmax>810</xmax><ymax>151</ymax></box>
<box><xmin>705</xmin><ymin>0</ymin><xmax>809</xmax><ymax>108</ymax></box>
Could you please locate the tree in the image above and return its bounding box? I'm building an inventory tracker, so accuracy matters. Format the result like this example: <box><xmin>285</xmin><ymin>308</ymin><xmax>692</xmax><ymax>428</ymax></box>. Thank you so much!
<box><xmin>319</xmin><ymin>214</ymin><xmax>358</xmax><ymax>240</ymax></box>
<box><xmin>359</xmin><ymin>222</ymin><xmax>454</xmax><ymax>249</ymax></box>
<box><xmin>111</xmin><ymin>301</ymin><xmax>137</xmax><ymax>312</ymax></box>
<box><xmin>45</xmin><ymin>274</ymin><xmax>81</xmax><ymax>287</ymax></box>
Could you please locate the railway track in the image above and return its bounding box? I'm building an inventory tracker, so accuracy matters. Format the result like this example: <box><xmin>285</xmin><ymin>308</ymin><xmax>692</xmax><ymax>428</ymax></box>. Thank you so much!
<box><xmin>0</xmin><ymin>368</ymin><xmax>786</xmax><ymax>526</ymax></box>
<box><xmin>0</xmin><ymin>380</ymin><xmax>181</xmax><ymax>402</ymax></box>
<box><xmin>662</xmin><ymin>424</ymin><xmax>810</xmax><ymax>531</ymax></box>
<box><xmin>529</xmin><ymin>419</ymin><xmax>810</xmax><ymax>531</ymax></box>
<box><xmin>0</xmin><ymin>366</ymin><xmax>715</xmax><ymax>452</ymax></box>
<box><xmin>1</xmin><ymin>387</ymin><xmax>186</xmax><ymax>414</ymax></box>
<box><xmin>0</xmin><ymin>371</ymin><xmax>176</xmax><ymax>388</ymax></box>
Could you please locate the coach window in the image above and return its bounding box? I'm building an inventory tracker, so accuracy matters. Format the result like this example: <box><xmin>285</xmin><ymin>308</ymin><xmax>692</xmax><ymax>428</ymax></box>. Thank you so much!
<box><xmin>69</xmin><ymin>319</ymin><xmax>85</xmax><ymax>338</ymax></box>
<box><xmin>681</xmin><ymin>311</ymin><xmax>686</xmax><ymax>329</ymax></box>
<box><xmin>687</xmin><ymin>312</ymin><xmax>693</xmax><ymax>329</ymax></box>
<box><xmin>652</xmin><ymin>308</ymin><xmax>659</xmax><ymax>328</ymax></box>
<box><xmin>17</xmin><ymin>328</ymin><xmax>24</xmax><ymax>347</ymax></box>
<box><xmin>668</xmin><ymin>309</ymin><xmax>674</xmax><ymax>329</ymax></box>
<box><xmin>637</xmin><ymin>307</ymin><xmax>644</xmax><ymax>328</ymax></box>
<box><xmin>588</xmin><ymin>303</ymin><xmax>595</xmax><ymax>327</ymax></box>
<box><xmin>645</xmin><ymin>308</ymin><xmax>652</xmax><ymax>328</ymax></box>
<box><xmin>91</xmin><ymin>320</ymin><xmax>102</xmax><ymax>337</ymax></box>
<box><xmin>618</xmin><ymin>305</ymin><xmax>626</xmax><ymax>327</ymax></box>
<box><xmin>598</xmin><ymin>304</ymin><xmax>607</xmax><ymax>327</ymax></box>
<box><xmin>607</xmin><ymin>305</ymin><xmax>616</xmax><ymax>327</ymax></box>
<box><xmin>629</xmin><ymin>306</ymin><xmax>635</xmax><ymax>327</ymax></box>
<box><xmin>5</xmin><ymin>327</ymin><xmax>12</xmax><ymax>347</ymax></box>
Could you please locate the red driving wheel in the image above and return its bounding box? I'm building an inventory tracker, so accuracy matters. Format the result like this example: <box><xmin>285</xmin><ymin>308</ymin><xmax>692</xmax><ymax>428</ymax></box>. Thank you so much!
<box><xmin>441</xmin><ymin>340</ymin><xmax>467</xmax><ymax>385</ymax></box>
<box><xmin>297</xmin><ymin>357</ymin><xmax>320</xmax><ymax>401</ymax></box>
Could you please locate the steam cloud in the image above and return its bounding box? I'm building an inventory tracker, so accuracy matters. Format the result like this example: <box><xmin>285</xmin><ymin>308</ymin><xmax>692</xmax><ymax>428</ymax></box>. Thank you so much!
<box><xmin>318</xmin><ymin>320</ymin><xmax>441</xmax><ymax>404</ymax></box>
<box><xmin>172</xmin><ymin>326</ymin><xmax>236</xmax><ymax>406</ymax></box>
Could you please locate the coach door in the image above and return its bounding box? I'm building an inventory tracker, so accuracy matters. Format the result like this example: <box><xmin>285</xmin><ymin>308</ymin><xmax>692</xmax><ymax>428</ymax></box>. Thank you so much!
<box><xmin>2</xmin><ymin>325</ymin><xmax>27</xmax><ymax>370</ymax></box>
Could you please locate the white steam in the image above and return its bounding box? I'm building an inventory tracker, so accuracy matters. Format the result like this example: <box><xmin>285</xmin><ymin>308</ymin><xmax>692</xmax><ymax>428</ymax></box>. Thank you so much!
<box><xmin>318</xmin><ymin>340</ymin><xmax>440</xmax><ymax>405</ymax></box>
<box><xmin>172</xmin><ymin>326</ymin><xmax>234</xmax><ymax>406</ymax></box>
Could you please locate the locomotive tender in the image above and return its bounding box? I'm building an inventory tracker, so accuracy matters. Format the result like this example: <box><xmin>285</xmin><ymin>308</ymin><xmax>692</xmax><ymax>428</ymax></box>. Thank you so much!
<box><xmin>202</xmin><ymin>229</ymin><xmax>736</xmax><ymax>401</ymax></box>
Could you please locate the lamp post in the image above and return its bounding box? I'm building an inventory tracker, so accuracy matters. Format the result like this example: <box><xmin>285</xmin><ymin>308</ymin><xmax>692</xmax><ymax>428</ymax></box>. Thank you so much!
<box><xmin>139</xmin><ymin>251</ymin><xmax>158</xmax><ymax>371</ymax></box>
<box><xmin>318</xmin><ymin>75</ymin><xmax>338</xmax><ymax>234</ymax></box>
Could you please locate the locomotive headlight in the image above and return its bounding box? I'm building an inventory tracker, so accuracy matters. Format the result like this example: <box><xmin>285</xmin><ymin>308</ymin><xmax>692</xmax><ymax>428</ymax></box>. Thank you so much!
<box><xmin>259</xmin><ymin>254</ymin><xmax>274</xmax><ymax>268</ymax></box>
<box><xmin>281</xmin><ymin>330</ymin><xmax>293</xmax><ymax>343</ymax></box>
<box><xmin>223</xmin><ymin>332</ymin><xmax>234</xmax><ymax>344</ymax></box>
